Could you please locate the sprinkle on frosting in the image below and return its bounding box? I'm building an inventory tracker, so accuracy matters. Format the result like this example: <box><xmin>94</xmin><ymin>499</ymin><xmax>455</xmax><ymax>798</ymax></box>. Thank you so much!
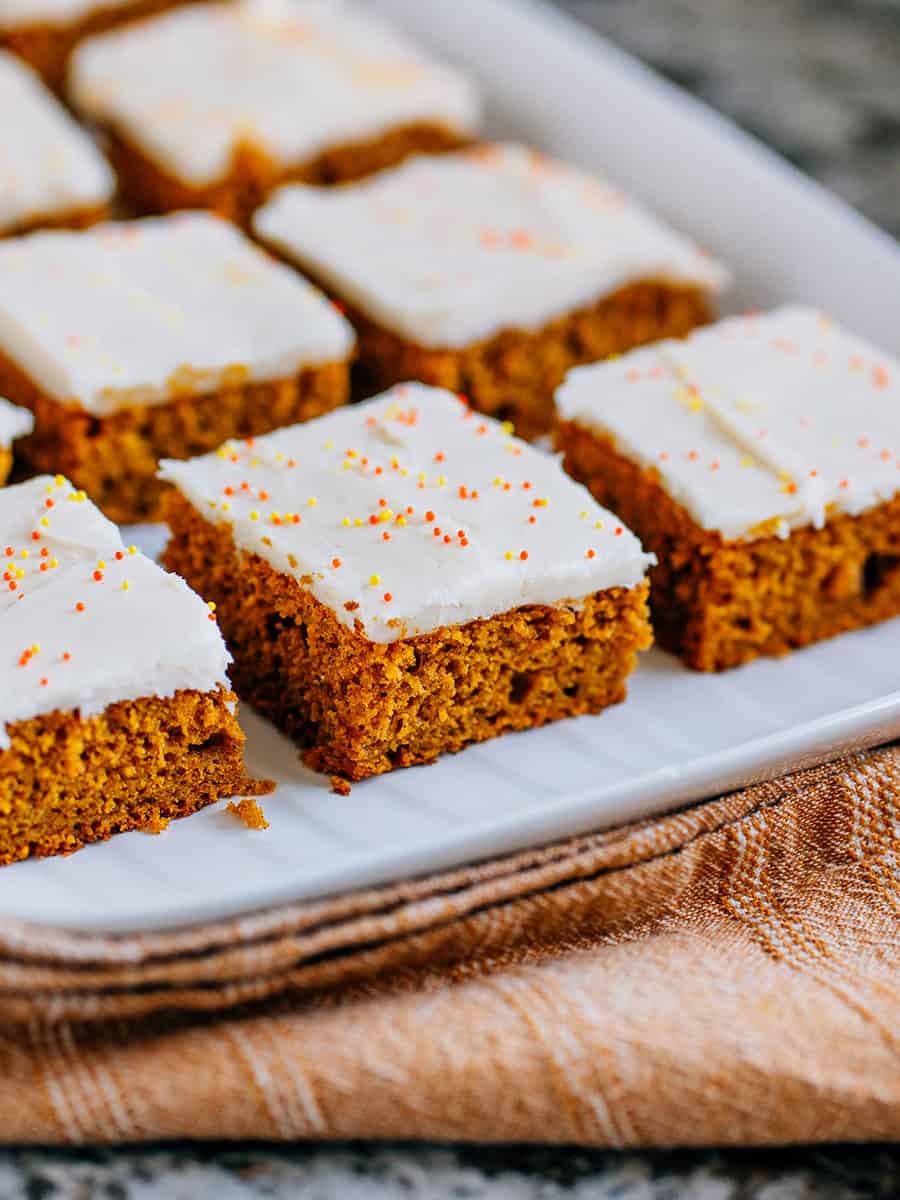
<box><xmin>160</xmin><ymin>383</ymin><xmax>654</xmax><ymax>643</ymax></box>
<box><xmin>0</xmin><ymin>397</ymin><xmax>34</xmax><ymax>449</ymax></box>
<box><xmin>556</xmin><ymin>306</ymin><xmax>900</xmax><ymax>542</ymax></box>
<box><xmin>254</xmin><ymin>142</ymin><xmax>731</xmax><ymax>349</ymax></box>
<box><xmin>0</xmin><ymin>51</ymin><xmax>114</xmax><ymax>234</ymax></box>
<box><xmin>69</xmin><ymin>0</ymin><xmax>481</xmax><ymax>187</ymax></box>
<box><xmin>0</xmin><ymin>476</ymin><xmax>232</xmax><ymax>749</ymax></box>
<box><xmin>0</xmin><ymin>213</ymin><xmax>355</xmax><ymax>415</ymax></box>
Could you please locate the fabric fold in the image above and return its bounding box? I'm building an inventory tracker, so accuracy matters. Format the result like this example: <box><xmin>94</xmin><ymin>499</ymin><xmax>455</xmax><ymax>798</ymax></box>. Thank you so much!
<box><xmin>0</xmin><ymin>745</ymin><xmax>897</xmax><ymax>1146</ymax></box>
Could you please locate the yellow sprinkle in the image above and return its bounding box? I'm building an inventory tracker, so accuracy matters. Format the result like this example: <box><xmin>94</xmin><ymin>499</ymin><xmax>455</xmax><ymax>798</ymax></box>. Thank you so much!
<box><xmin>437</xmin><ymin>475</ymin><xmax>447</xmax><ymax>487</ymax></box>
<box><xmin>207</xmin><ymin>500</ymin><xmax>218</xmax><ymax>509</ymax></box>
<box><xmin>128</xmin><ymin>546</ymin><xmax>136</xmax><ymax>556</ymax></box>
<box><xmin>31</xmin><ymin>643</ymin><xmax>40</xmax><ymax>654</ymax></box>
<box><xmin>207</xmin><ymin>601</ymin><xmax>216</xmax><ymax>611</ymax></box>
<box><xmin>121</xmin><ymin>580</ymin><xmax>130</xmax><ymax>592</ymax></box>
<box><xmin>54</xmin><ymin>475</ymin><xmax>65</xmax><ymax>487</ymax></box>
<box><xmin>341</xmin><ymin>516</ymin><xmax>352</xmax><ymax>528</ymax></box>
<box><xmin>579</xmin><ymin>511</ymin><xmax>587</xmax><ymax>519</ymax></box>
<box><xmin>307</xmin><ymin>497</ymin><xmax>317</xmax><ymax>508</ymax></box>
<box><xmin>40</xmin><ymin>517</ymin><xmax>49</xmax><ymax>527</ymax></box>
<box><xmin>417</xmin><ymin>472</ymin><xmax>427</xmax><ymax>483</ymax></box>
<box><xmin>250</xmin><ymin>510</ymin><xmax>260</xmax><ymax>521</ymax></box>
<box><xmin>221</xmin><ymin>502</ymin><xmax>231</xmax><ymax>513</ymax></box>
<box><xmin>20</xmin><ymin>549</ymin><xmax>29</xmax><ymax>559</ymax></box>
<box><xmin>378</xmin><ymin>509</ymin><xmax>393</xmax><ymax>523</ymax></box>
<box><xmin>345</xmin><ymin>449</ymin><xmax>357</xmax><ymax>459</ymax></box>
<box><xmin>354</xmin><ymin>518</ymin><xmax>363</xmax><ymax>527</ymax></box>
<box><xmin>342</xmin><ymin>461</ymin><xmax>352</xmax><ymax>471</ymax></box>
<box><xmin>324</xmin><ymin>439</ymin><xmax>335</xmax><ymax>450</ymax></box>
<box><xmin>15</xmin><ymin>568</ymin><xmax>24</xmax><ymax>579</ymax></box>
<box><xmin>270</xmin><ymin>511</ymin><xmax>281</xmax><ymax>523</ymax></box>
<box><xmin>504</xmin><ymin>551</ymin><xmax>514</xmax><ymax>560</ymax></box>
<box><xmin>493</xmin><ymin>477</ymin><xmax>502</xmax><ymax>487</ymax></box>
<box><xmin>216</xmin><ymin>447</ymin><xmax>228</xmax><ymax>459</ymax></box>
<box><xmin>96</xmin><ymin>560</ymin><xmax>105</xmax><ymax>569</ymax></box>
<box><xmin>249</xmin><ymin>456</ymin><xmax>261</xmax><ymax>468</ymax></box>
<box><xmin>534</xmin><ymin>497</ymin><xmax>548</xmax><ymax>507</ymax></box>
<box><xmin>49</xmin><ymin>558</ymin><xmax>58</xmax><ymax>568</ymax></box>
<box><xmin>369</xmin><ymin>574</ymin><xmax>381</xmax><ymax>586</ymax></box>
<box><xmin>395</xmin><ymin>515</ymin><xmax>407</xmax><ymax>527</ymax></box>
<box><xmin>594</xmin><ymin>521</ymin><xmax>603</xmax><ymax>529</ymax></box>
<box><xmin>400</xmin><ymin>468</ymin><xmax>409</xmax><ymax>477</ymax></box>
<box><xmin>501</xmin><ymin>421</ymin><xmax>514</xmax><ymax>434</ymax></box>
<box><xmin>739</xmin><ymin>456</ymin><xmax>754</xmax><ymax>468</ymax></box>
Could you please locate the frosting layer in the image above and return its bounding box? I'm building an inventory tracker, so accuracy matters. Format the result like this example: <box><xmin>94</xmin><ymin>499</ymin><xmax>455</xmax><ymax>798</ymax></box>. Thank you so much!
<box><xmin>0</xmin><ymin>476</ymin><xmax>232</xmax><ymax>748</ymax></box>
<box><xmin>557</xmin><ymin>306</ymin><xmax>900</xmax><ymax>542</ymax></box>
<box><xmin>0</xmin><ymin>50</ymin><xmax>114</xmax><ymax>233</ymax></box>
<box><xmin>69</xmin><ymin>0</ymin><xmax>482</xmax><ymax>187</ymax></box>
<box><xmin>0</xmin><ymin>212</ymin><xmax>355</xmax><ymax>415</ymax></box>
<box><xmin>0</xmin><ymin>398</ymin><xmax>33</xmax><ymax>448</ymax></box>
<box><xmin>254</xmin><ymin>143</ymin><xmax>730</xmax><ymax>350</ymax></box>
<box><xmin>160</xmin><ymin>383</ymin><xmax>653</xmax><ymax>644</ymax></box>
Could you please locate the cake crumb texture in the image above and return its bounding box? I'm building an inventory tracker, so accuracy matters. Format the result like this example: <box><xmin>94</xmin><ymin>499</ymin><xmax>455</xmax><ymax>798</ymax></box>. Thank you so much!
<box><xmin>227</xmin><ymin>797</ymin><xmax>270</xmax><ymax>830</ymax></box>
<box><xmin>348</xmin><ymin>281</ymin><xmax>712</xmax><ymax>440</ymax></box>
<box><xmin>163</xmin><ymin>496</ymin><xmax>652</xmax><ymax>781</ymax></box>
<box><xmin>0</xmin><ymin>688</ymin><xmax>254</xmax><ymax>865</ymax></box>
<box><xmin>558</xmin><ymin>420</ymin><xmax>900</xmax><ymax>671</ymax></box>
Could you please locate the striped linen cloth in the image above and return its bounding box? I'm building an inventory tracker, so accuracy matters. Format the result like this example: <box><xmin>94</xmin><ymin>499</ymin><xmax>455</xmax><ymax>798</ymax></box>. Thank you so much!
<box><xmin>0</xmin><ymin>745</ymin><xmax>897</xmax><ymax>1145</ymax></box>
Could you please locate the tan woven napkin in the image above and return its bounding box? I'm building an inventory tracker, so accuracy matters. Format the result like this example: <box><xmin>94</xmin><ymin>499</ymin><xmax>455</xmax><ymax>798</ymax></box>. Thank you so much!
<box><xmin>0</xmin><ymin>745</ymin><xmax>897</xmax><ymax>1146</ymax></box>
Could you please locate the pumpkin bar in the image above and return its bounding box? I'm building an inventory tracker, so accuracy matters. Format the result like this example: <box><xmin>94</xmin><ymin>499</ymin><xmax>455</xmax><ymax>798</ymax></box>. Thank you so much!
<box><xmin>0</xmin><ymin>212</ymin><xmax>354</xmax><ymax>522</ymax></box>
<box><xmin>253</xmin><ymin>143</ymin><xmax>730</xmax><ymax>439</ymax></box>
<box><xmin>160</xmin><ymin>383</ymin><xmax>654</xmax><ymax>782</ymax></box>
<box><xmin>68</xmin><ymin>0</ymin><xmax>481</xmax><ymax>225</ymax></box>
<box><xmin>556</xmin><ymin>307</ymin><xmax>900</xmax><ymax>671</ymax></box>
<box><xmin>0</xmin><ymin>50</ymin><xmax>114</xmax><ymax>235</ymax></box>
<box><xmin>0</xmin><ymin>399</ymin><xmax>34</xmax><ymax>485</ymax></box>
<box><xmin>0</xmin><ymin>475</ymin><xmax>260</xmax><ymax>865</ymax></box>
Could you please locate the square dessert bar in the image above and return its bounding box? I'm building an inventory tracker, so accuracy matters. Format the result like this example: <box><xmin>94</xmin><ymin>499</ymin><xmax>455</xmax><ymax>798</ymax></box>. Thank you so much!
<box><xmin>68</xmin><ymin>0</ymin><xmax>481</xmax><ymax>225</ymax></box>
<box><xmin>160</xmin><ymin>384</ymin><xmax>654</xmax><ymax>782</ymax></box>
<box><xmin>254</xmin><ymin>143</ymin><xmax>730</xmax><ymax>440</ymax></box>
<box><xmin>0</xmin><ymin>399</ymin><xmax>34</xmax><ymax>484</ymax></box>
<box><xmin>0</xmin><ymin>0</ymin><xmax>201</xmax><ymax>92</ymax></box>
<box><xmin>0</xmin><ymin>476</ymin><xmax>258</xmax><ymax>864</ymax></box>
<box><xmin>0</xmin><ymin>50</ymin><xmax>114</xmax><ymax>236</ymax></box>
<box><xmin>0</xmin><ymin>212</ymin><xmax>355</xmax><ymax>522</ymax></box>
<box><xmin>556</xmin><ymin>307</ymin><xmax>900</xmax><ymax>671</ymax></box>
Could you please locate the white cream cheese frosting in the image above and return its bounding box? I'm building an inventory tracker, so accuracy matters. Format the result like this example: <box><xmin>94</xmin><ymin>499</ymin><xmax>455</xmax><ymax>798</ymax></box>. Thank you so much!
<box><xmin>0</xmin><ymin>475</ymin><xmax>232</xmax><ymax>749</ymax></box>
<box><xmin>0</xmin><ymin>397</ymin><xmax>33</xmax><ymax>448</ymax></box>
<box><xmin>0</xmin><ymin>50</ymin><xmax>114</xmax><ymax>233</ymax></box>
<box><xmin>557</xmin><ymin>306</ymin><xmax>900</xmax><ymax>542</ymax></box>
<box><xmin>0</xmin><ymin>212</ymin><xmax>355</xmax><ymax>415</ymax></box>
<box><xmin>69</xmin><ymin>0</ymin><xmax>482</xmax><ymax>188</ymax></box>
<box><xmin>253</xmin><ymin>142</ymin><xmax>731</xmax><ymax>350</ymax></box>
<box><xmin>0</xmin><ymin>0</ymin><xmax>135</xmax><ymax>30</ymax></box>
<box><xmin>160</xmin><ymin>383</ymin><xmax>654</xmax><ymax>644</ymax></box>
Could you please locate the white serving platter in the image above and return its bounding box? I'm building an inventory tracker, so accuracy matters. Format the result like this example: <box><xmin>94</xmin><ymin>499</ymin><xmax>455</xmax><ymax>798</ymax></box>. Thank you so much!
<box><xmin>1</xmin><ymin>0</ymin><xmax>898</xmax><ymax>932</ymax></box>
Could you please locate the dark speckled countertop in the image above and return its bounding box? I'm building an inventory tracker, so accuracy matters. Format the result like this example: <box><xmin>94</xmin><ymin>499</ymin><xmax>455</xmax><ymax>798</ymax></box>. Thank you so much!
<box><xmin>4</xmin><ymin>1</ymin><xmax>898</xmax><ymax>1195</ymax></box>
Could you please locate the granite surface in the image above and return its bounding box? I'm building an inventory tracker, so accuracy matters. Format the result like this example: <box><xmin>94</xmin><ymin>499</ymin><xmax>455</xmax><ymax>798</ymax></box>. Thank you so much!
<box><xmin>3</xmin><ymin>0</ymin><xmax>899</xmax><ymax>1195</ymax></box>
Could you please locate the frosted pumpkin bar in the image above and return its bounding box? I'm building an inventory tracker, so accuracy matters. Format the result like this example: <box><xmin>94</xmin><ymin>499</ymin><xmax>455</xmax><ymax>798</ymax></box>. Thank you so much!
<box><xmin>68</xmin><ymin>0</ymin><xmax>481</xmax><ymax>224</ymax></box>
<box><xmin>0</xmin><ymin>212</ymin><xmax>354</xmax><ymax>521</ymax></box>
<box><xmin>0</xmin><ymin>475</ymin><xmax>261</xmax><ymax>864</ymax></box>
<box><xmin>556</xmin><ymin>307</ymin><xmax>900</xmax><ymax>670</ymax></box>
<box><xmin>160</xmin><ymin>383</ymin><xmax>654</xmax><ymax>782</ymax></box>
<box><xmin>254</xmin><ymin>143</ymin><xmax>730</xmax><ymax>438</ymax></box>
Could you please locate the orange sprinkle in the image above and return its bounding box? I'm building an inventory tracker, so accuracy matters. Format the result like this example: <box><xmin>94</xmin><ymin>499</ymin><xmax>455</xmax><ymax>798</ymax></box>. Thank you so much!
<box><xmin>433</xmin><ymin>527</ymin><xmax>441</xmax><ymax>536</ymax></box>
<box><xmin>614</xmin><ymin>527</ymin><xmax>623</xmax><ymax>536</ymax></box>
<box><xmin>383</xmin><ymin>592</ymin><xmax>393</xmax><ymax>603</ymax></box>
<box><xmin>115</xmin><ymin>551</ymin><xmax>124</xmax><ymax>560</ymax></box>
<box><xmin>30</xmin><ymin>531</ymin><xmax>40</xmax><ymax>542</ymax></box>
<box><xmin>434</xmin><ymin>452</ymin><xmax>445</xmax><ymax>463</ymax></box>
<box><xmin>93</xmin><ymin>570</ymin><xmax>103</xmax><ymax>582</ymax></box>
<box><xmin>62</xmin><ymin>652</ymin><xmax>71</xmax><ymax>662</ymax></box>
<box><xmin>443</xmin><ymin>534</ymin><xmax>451</xmax><ymax>544</ymax></box>
<box><xmin>519</xmin><ymin>550</ymin><xmax>528</xmax><ymax>561</ymax></box>
<box><xmin>332</xmin><ymin>558</ymin><xmax>342</xmax><ymax>568</ymax></box>
<box><xmin>425</xmin><ymin>510</ymin><xmax>435</xmax><ymax>522</ymax></box>
<box><xmin>528</xmin><ymin>515</ymin><xmax>536</xmax><ymax>524</ymax></box>
<box><xmin>75</xmin><ymin>602</ymin><xmax>85</xmax><ymax>612</ymax></box>
<box><xmin>382</xmin><ymin>531</ymin><xmax>391</xmax><ymax>541</ymax></box>
<box><xmin>586</xmin><ymin>549</ymin><xmax>596</xmax><ymax>559</ymax></box>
